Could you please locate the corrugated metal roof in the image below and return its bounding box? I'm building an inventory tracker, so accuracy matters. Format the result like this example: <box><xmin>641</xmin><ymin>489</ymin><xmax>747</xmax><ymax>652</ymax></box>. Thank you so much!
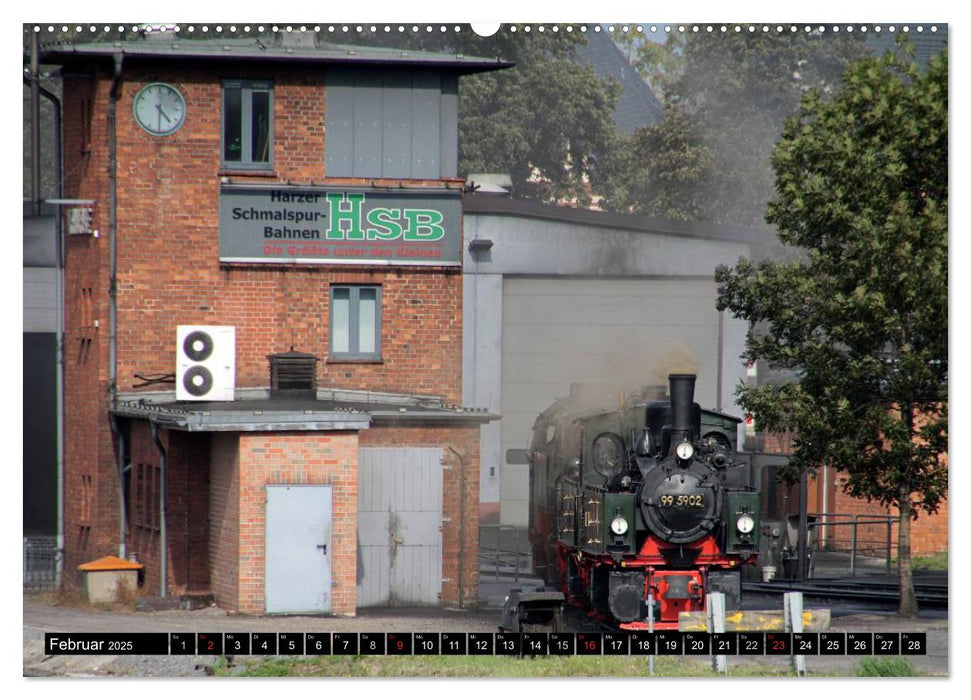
<box><xmin>39</xmin><ymin>35</ymin><xmax>513</xmax><ymax>75</ymax></box>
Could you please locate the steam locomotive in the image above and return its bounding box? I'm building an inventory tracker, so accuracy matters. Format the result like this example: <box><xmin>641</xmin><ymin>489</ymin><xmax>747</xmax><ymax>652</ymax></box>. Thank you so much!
<box><xmin>525</xmin><ymin>374</ymin><xmax>761</xmax><ymax>629</ymax></box>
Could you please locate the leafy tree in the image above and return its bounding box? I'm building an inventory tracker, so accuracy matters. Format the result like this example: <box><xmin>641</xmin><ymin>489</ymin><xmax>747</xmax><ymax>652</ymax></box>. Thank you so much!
<box><xmin>608</xmin><ymin>30</ymin><xmax>869</xmax><ymax>224</ymax></box>
<box><xmin>715</xmin><ymin>46</ymin><xmax>948</xmax><ymax>616</ymax></box>
<box><xmin>605</xmin><ymin>104</ymin><xmax>712</xmax><ymax>219</ymax></box>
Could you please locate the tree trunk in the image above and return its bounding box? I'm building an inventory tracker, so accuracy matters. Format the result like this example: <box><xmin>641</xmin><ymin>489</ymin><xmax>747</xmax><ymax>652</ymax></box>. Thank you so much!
<box><xmin>897</xmin><ymin>487</ymin><xmax>919</xmax><ymax>617</ymax></box>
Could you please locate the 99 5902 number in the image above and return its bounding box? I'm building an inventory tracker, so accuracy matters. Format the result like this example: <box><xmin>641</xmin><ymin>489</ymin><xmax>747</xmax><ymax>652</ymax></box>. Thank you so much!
<box><xmin>659</xmin><ymin>494</ymin><xmax>704</xmax><ymax>508</ymax></box>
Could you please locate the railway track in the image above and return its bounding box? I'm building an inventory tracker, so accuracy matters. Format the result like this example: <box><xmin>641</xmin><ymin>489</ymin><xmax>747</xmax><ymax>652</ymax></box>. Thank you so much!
<box><xmin>743</xmin><ymin>574</ymin><xmax>948</xmax><ymax>607</ymax></box>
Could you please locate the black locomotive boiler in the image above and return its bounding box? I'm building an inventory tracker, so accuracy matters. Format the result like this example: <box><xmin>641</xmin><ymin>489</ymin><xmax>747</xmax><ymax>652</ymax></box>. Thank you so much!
<box><xmin>525</xmin><ymin>374</ymin><xmax>761</xmax><ymax>629</ymax></box>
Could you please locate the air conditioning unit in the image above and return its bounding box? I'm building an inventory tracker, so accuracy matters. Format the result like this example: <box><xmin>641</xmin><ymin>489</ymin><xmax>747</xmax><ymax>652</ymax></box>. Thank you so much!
<box><xmin>176</xmin><ymin>325</ymin><xmax>236</xmax><ymax>401</ymax></box>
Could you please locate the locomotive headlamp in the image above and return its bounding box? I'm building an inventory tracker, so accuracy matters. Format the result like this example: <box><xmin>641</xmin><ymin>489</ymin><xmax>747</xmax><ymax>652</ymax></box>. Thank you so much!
<box><xmin>610</xmin><ymin>516</ymin><xmax>629</xmax><ymax>536</ymax></box>
<box><xmin>675</xmin><ymin>441</ymin><xmax>695</xmax><ymax>461</ymax></box>
<box><xmin>736</xmin><ymin>514</ymin><xmax>755</xmax><ymax>534</ymax></box>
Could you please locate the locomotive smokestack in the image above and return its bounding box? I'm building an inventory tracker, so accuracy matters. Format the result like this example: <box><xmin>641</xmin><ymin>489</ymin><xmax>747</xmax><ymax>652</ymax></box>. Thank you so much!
<box><xmin>669</xmin><ymin>374</ymin><xmax>697</xmax><ymax>448</ymax></box>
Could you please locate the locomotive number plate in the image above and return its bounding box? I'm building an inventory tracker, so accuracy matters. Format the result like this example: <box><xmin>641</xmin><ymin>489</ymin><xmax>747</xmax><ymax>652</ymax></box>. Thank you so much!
<box><xmin>659</xmin><ymin>494</ymin><xmax>705</xmax><ymax>508</ymax></box>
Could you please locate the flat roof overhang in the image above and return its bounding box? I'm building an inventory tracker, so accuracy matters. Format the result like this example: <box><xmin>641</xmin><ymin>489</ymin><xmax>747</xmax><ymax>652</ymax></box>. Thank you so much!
<box><xmin>38</xmin><ymin>39</ymin><xmax>514</xmax><ymax>76</ymax></box>
<box><xmin>112</xmin><ymin>393</ymin><xmax>498</xmax><ymax>432</ymax></box>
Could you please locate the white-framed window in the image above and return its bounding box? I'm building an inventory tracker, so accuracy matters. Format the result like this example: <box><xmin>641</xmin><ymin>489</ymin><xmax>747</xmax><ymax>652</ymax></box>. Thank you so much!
<box><xmin>330</xmin><ymin>285</ymin><xmax>381</xmax><ymax>360</ymax></box>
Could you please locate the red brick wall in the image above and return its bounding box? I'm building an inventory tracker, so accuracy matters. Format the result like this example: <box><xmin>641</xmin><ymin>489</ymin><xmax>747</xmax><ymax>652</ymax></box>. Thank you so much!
<box><xmin>236</xmin><ymin>432</ymin><xmax>359</xmax><ymax>615</ymax></box>
<box><xmin>124</xmin><ymin>424</ymin><xmax>210</xmax><ymax>596</ymax></box>
<box><xmin>830</xmin><ymin>478</ymin><xmax>948</xmax><ymax>557</ymax></box>
<box><xmin>209</xmin><ymin>433</ymin><xmax>240</xmax><ymax>610</ymax></box>
<box><xmin>361</xmin><ymin>424</ymin><xmax>480</xmax><ymax>607</ymax></box>
<box><xmin>59</xmin><ymin>59</ymin><xmax>466</xmax><ymax>583</ymax></box>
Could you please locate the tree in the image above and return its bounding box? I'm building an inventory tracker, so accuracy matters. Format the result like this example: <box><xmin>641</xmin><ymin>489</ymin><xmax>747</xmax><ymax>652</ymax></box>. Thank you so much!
<box><xmin>608</xmin><ymin>30</ymin><xmax>870</xmax><ymax>225</ymax></box>
<box><xmin>715</xmin><ymin>45</ymin><xmax>947</xmax><ymax>616</ymax></box>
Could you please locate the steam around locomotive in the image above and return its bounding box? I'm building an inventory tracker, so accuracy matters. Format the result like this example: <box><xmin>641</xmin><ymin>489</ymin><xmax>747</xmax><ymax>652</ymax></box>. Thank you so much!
<box><xmin>526</xmin><ymin>374</ymin><xmax>761</xmax><ymax>629</ymax></box>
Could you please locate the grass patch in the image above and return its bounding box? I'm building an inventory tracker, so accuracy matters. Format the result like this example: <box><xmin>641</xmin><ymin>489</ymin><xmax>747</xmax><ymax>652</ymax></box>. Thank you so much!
<box><xmin>855</xmin><ymin>657</ymin><xmax>920</xmax><ymax>677</ymax></box>
<box><xmin>911</xmin><ymin>552</ymin><xmax>947</xmax><ymax>571</ymax></box>
<box><xmin>222</xmin><ymin>655</ymin><xmax>807</xmax><ymax>678</ymax></box>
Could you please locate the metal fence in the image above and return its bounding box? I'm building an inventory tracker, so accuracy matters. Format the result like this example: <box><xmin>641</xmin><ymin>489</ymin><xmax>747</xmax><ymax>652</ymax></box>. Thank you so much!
<box><xmin>478</xmin><ymin>525</ymin><xmax>530</xmax><ymax>582</ymax></box>
<box><xmin>809</xmin><ymin>513</ymin><xmax>896</xmax><ymax>576</ymax></box>
<box><xmin>23</xmin><ymin>536</ymin><xmax>59</xmax><ymax>592</ymax></box>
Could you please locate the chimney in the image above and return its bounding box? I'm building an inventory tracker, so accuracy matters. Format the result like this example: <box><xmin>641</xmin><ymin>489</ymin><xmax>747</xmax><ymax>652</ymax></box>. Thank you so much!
<box><xmin>268</xmin><ymin>348</ymin><xmax>318</xmax><ymax>398</ymax></box>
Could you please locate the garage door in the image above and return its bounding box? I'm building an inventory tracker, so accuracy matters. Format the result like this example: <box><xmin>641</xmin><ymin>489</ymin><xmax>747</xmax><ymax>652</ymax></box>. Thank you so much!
<box><xmin>357</xmin><ymin>447</ymin><xmax>443</xmax><ymax>607</ymax></box>
<box><xmin>500</xmin><ymin>277</ymin><xmax>722</xmax><ymax>526</ymax></box>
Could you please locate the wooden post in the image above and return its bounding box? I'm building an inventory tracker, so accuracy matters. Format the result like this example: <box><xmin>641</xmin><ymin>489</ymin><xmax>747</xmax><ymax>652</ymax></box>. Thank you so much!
<box><xmin>707</xmin><ymin>592</ymin><xmax>727</xmax><ymax>674</ymax></box>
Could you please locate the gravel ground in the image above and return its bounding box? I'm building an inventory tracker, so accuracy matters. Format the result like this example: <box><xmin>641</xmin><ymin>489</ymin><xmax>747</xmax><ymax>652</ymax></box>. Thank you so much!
<box><xmin>22</xmin><ymin>595</ymin><xmax>949</xmax><ymax>678</ymax></box>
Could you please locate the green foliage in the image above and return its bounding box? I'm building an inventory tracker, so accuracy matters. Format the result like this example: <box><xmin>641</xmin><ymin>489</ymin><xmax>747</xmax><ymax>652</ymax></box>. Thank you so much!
<box><xmin>911</xmin><ymin>552</ymin><xmax>947</xmax><ymax>571</ymax></box>
<box><xmin>716</xmin><ymin>45</ymin><xmax>947</xmax><ymax>579</ymax></box>
<box><xmin>605</xmin><ymin>104</ymin><xmax>712</xmax><ymax>218</ymax></box>
<box><xmin>608</xmin><ymin>30</ymin><xmax>870</xmax><ymax>224</ymax></box>
<box><xmin>855</xmin><ymin>657</ymin><xmax>920</xmax><ymax>677</ymax></box>
<box><xmin>718</xmin><ymin>46</ymin><xmax>947</xmax><ymax>509</ymax></box>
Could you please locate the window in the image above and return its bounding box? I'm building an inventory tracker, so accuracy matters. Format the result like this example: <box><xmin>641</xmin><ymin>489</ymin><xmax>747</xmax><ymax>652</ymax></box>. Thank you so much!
<box><xmin>330</xmin><ymin>285</ymin><xmax>381</xmax><ymax>360</ymax></box>
<box><xmin>222</xmin><ymin>80</ymin><xmax>273</xmax><ymax>169</ymax></box>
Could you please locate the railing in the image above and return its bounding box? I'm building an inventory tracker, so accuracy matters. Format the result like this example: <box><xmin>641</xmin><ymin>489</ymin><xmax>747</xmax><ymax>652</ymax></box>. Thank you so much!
<box><xmin>23</xmin><ymin>536</ymin><xmax>60</xmax><ymax>592</ymax></box>
<box><xmin>478</xmin><ymin>524</ymin><xmax>529</xmax><ymax>583</ymax></box>
<box><xmin>808</xmin><ymin>512</ymin><xmax>896</xmax><ymax>576</ymax></box>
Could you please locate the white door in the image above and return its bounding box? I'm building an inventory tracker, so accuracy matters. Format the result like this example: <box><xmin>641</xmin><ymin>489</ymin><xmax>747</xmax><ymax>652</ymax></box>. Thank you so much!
<box><xmin>265</xmin><ymin>485</ymin><xmax>332</xmax><ymax>613</ymax></box>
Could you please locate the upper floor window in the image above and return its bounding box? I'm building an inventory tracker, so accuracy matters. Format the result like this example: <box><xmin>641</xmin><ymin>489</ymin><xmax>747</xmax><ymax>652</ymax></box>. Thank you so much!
<box><xmin>330</xmin><ymin>285</ymin><xmax>382</xmax><ymax>361</ymax></box>
<box><xmin>222</xmin><ymin>80</ymin><xmax>273</xmax><ymax>169</ymax></box>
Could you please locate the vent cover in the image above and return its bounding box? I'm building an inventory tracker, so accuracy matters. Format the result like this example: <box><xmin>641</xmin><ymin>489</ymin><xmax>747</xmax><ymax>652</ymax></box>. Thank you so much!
<box><xmin>268</xmin><ymin>348</ymin><xmax>319</xmax><ymax>397</ymax></box>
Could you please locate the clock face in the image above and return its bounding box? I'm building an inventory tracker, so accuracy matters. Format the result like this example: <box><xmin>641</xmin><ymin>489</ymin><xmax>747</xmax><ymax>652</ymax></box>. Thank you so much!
<box><xmin>133</xmin><ymin>83</ymin><xmax>186</xmax><ymax>136</ymax></box>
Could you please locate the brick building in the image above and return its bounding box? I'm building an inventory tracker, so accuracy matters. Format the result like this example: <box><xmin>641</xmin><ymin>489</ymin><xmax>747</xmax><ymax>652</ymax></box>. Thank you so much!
<box><xmin>41</xmin><ymin>33</ymin><xmax>507</xmax><ymax>614</ymax></box>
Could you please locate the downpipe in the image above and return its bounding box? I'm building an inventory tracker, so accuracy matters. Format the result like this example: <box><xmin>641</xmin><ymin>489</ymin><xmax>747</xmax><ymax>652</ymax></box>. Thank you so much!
<box><xmin>108</xmin><ymin>52</ymin><xmax>124</xmax><ymax>557</ymax></box>
<box><xmin>447</xmin><ymin>445</ymin><xmax>466</xmax><ymax>608</ymax></box>
<box><xmin>151</xmin><ymin>422</ymin><xmax>168</xmax><ymax>597</ymax></box>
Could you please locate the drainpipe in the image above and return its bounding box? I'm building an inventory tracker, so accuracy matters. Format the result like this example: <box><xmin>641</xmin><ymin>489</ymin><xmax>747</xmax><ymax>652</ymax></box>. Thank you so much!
<box><xmin>447</xmin><ymin>446</ymin><xmax>466</xmax><ymax>608</ymax></box>
<box><xmin>107</xmin><ymin>53</ymin><xmax>124</xmax><ymax>558</ymax></box>
<box><xmin>151</xmin><ymin>422</ymin><xmax>168</xmax><ymax>597</ymax></box>
<box><xmin>30</xmin><ymin>32</ymin><xmax>41</xmax><ymax>216</ymax></box>
<box><xmin>108</xmin><ymin>52</ymin><xmax>122</xmax><ymax>407</ymax></box>
<box><xmin>109</xmin><ymin>414</ymin><xmax>127</xmax><ymax>559</ymax></box>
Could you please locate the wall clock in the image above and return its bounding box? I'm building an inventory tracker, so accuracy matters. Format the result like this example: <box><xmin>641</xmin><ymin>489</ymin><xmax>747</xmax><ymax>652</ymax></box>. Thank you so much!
<box><xmin>133</xmin><ymin>83</ymin><xmax>186</xmax><ymax>136</ymax></box>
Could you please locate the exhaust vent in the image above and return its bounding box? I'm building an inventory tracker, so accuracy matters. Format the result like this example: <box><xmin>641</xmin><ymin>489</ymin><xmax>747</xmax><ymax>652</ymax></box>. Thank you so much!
<box><xmin>268</xmin><ymin>348</ymin><xmax>318</xmax><ymax>398</ymax></box>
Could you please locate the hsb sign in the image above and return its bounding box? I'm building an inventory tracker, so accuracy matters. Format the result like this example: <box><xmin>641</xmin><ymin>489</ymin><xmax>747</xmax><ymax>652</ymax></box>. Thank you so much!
<box><xmin>219</xmin><ymin>186</ymin><xmax>461</xmax><ymax>265</ymax></box>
